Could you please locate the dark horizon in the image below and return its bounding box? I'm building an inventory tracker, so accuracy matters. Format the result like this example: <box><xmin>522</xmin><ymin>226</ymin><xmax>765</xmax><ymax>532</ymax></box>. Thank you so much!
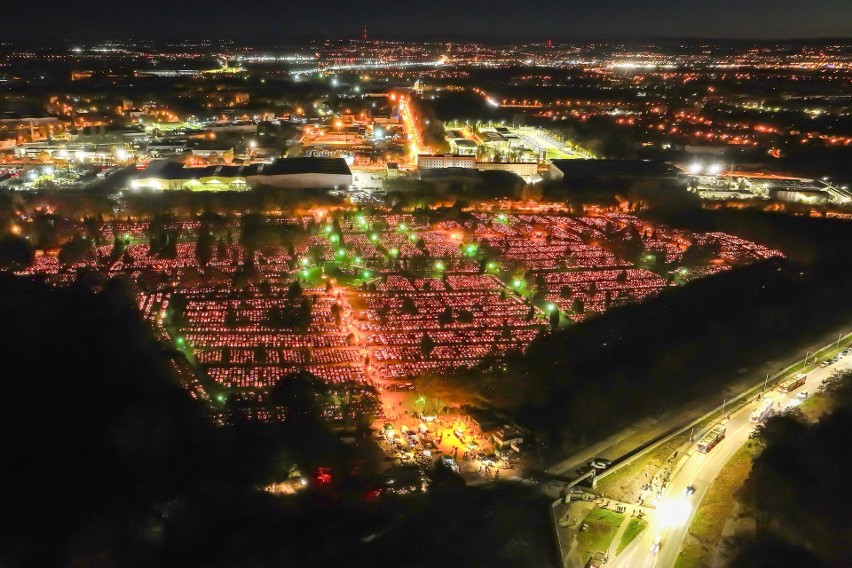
<box><xmin>5</xmin><ymin>0</ymin><xmax>852</xmax><ymax>43</ymax></box>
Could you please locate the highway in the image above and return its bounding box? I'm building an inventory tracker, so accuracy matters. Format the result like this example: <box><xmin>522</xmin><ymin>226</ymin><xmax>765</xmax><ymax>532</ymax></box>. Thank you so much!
<box><xmin>611</xmin><ymin>354</ymin><xmax>850</xmax><ymax>568</ymax></box>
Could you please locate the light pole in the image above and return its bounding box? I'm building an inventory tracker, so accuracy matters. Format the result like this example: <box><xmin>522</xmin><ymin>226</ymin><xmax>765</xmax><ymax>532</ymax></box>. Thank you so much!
<box><xmin>763</xmin><ymin>373</ymin><xmax>769</xmax><ymax>392</ymax></box>
<box><xmin>721</xmin><ymin>398</ymin><xmax>728</xmax><ymax>415</ymax></box>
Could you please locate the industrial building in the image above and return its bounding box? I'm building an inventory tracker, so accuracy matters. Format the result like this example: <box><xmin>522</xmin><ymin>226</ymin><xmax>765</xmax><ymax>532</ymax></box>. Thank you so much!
<box><xmin>549</xmin><ymin>159</ymin><xmax>683</xmax><ymax>182</ymax></box>
<box><xmin>133</xmin><ymin>157</ymin><xmax>352</xmax><ymax>191</ymax></box>
<box><xmin>417</xmin><ymin>154</ymin><xmax>476</xmax><ymax>169</ymax></box>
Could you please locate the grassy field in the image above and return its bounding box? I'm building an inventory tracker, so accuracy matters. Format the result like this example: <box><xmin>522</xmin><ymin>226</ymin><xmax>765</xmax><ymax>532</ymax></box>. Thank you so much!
<box><xmin>595</xmin><ymin>432</ymin><xmax>688</xmax><ymax>501</ymax></box>
<box><xmin>617</xmin><ymin>517</ymin><xmax>648</xmax><ymax>555</ymax></box>
<box><xmin>796</xmin><ymin>374</ymin><xmax>845</xmax><ymax>422</ymax></box>
<box><xmin>577</xmin><ymin>507</ymin><xmax>625</xmax><ymax>559</ymax></box>
<box><xmin>675</xmin><ymin>441</ymin><xmax>759</xmax><ymax>568</ymax></box>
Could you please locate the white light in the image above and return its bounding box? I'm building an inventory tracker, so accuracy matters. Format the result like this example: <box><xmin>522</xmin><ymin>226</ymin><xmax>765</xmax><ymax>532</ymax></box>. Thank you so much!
<box><xmin>687</xmin><ymin>162</ymin><xmax>703</xmax><ymax>175</ymax></box>
<box><xmin>707</xmin><ymin>163</ymin><xmax>723</xmax><ymax>175</ymax></box>
<box><xmin>659</xmin><ymin>498</ymin><xmax>692</xmax><ymax>527</ymax></box>
<box><xmin>44</xmin><ymin>167</ymin><xmax>54</xmax><ymax>176</ymax></box>
<box><xmin>115</xmin><ymin>148</ymin><xmax>128</xmax><ymax>161</ymax></box>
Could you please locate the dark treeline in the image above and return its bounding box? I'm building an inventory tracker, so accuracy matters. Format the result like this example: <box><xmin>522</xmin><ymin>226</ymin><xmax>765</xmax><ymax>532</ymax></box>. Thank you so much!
<box><xmin>644</xmin><ymin>206</ymin><xmax>852</xmax><ymax>266</ymax></box>
<box><xmin>503</xmin><ymin>208</ymin><xmax>852</xmax><ymax>450</ymax></box>
<box><xmin>0</xmin><ymin>186</ymin><xmax>344</xmax><ymax>221</ymax></box>
<box><xmin>384</xmin><ymin>170</ymin><xmax>528</xmax><ymax>206</ymax></box>
<box><xmin>537</xmin><ymin>177</ymin><xmax>698</xmax><ymax>212</ymax></box>
<box><xmin>726</xmin><ymin>372</ymin><xmax>852</xmax><ymax>567</ymax></box>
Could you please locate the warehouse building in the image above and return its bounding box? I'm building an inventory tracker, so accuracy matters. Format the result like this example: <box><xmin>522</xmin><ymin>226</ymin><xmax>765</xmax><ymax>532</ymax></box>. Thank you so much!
<box><xmin>132</xmin><ymin>157</ymin><xmax>352</xmax><ymax>191</ymax></box>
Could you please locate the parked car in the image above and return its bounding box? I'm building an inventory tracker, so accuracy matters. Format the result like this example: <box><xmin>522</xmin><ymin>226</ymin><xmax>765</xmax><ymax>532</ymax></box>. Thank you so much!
<box><xmin>651</xmin><ymin>535</ymin><xmax>662</xmax><ymax>554</ymax></box>
<box><xmin>589</xmin><ymin>458</ymin><xmax>612</xmax><ymax>470</ymax></box>
<box><xmin>685</xmin><ymin>484</ymin><xmax>696</xmax><ymax>496</ymax></box>
<box><xmin>797</xmin><ymin>391</ymin><xmax>809</xmax><ymax>400</ymax></box>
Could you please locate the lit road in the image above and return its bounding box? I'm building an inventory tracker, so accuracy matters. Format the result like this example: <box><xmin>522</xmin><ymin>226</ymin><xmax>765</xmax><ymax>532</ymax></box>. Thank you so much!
<box><xmin>397</xmin><ymin>95</ymin><xmax>427</xmax><ymax>161</ymax></box>
<box><xmin>611</xmin><ymin>355</ymin><xmax>850</xmax><ymax>568</ymax></box>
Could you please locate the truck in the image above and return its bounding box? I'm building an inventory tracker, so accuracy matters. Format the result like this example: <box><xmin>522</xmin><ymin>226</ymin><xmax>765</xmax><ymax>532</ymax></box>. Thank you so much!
<box><xmin>750</xmin><ymin>398</ymin><xmax>776</xmax><ymax>423</ymax></box>
<box><xmin>696</xmin><ymin>425</ymin><xmax>726</xmax><ymax>453</ymax></box>
<box><xmin>777</xmin><ymin>373</ymin><xmax>807</xmax><ymax>393</ymax></box>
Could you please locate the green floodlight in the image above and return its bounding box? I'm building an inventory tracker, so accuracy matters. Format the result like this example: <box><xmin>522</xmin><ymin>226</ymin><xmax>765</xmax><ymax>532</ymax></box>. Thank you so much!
<box><xmin>487</xmin><ymin>261</ymin><xmax>497</xmax><ymax>271</ymax></box>
<box><xmin>546</xmin><ymin>302</ymin><xmax>557</xmax><ymax>312</ymax></box>
<box><xmin>324</xmin><ymin>225</ymin><xmax>332</xmax><ymax>233</ymax></box>
<box><xmin>301</xmin><ymin>269</ymin><xmax>309</xmax><ymax>277</ymax></box>
<box><xmin>362</xmin><ymin>270</ymin><xmax>372</xmax><ymax>278</ymax></box>
<box><xmin>465</xmin><ymin>244</ymin><xmax>477</xmax><ymax>256</ymax></box>
<box><xmin>300</xmin><ymin>257</ymin><xmax>309</xmax><ymax>266</ymax></box>
<box><xmin>337</xmin><ymin>249</ymin><xmax>346</xmax><ymax>257</ymax></box>
<box><xmin>435</xmin><ymin>261</ymin><xmax>445</xmax><ymax>271</ymax></box>
<box><xmin>370</xmin><ymin>233</ymin><xmax>379</xmax><ymax>242</ymax></box>
<box><xmin>512</xmin><ymin>279</ymin><xmax>523</xmax><ymax>288</ymax></box>
<box><xmin>330</xmin><ymin>233</ymin><xmax>340</xmax><ymax>243</ymax></box>
<box><xmin>389</xmin><ymin>247</ymin><xmax>399</xmax><ymax>257</ymax></box>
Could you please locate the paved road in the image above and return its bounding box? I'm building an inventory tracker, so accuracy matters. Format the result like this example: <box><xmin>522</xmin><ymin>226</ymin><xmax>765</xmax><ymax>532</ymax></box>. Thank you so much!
<box><xmin>611</xmin><ymin>355</ymin><xmax>850</xmax><ymax>568</ymax></box>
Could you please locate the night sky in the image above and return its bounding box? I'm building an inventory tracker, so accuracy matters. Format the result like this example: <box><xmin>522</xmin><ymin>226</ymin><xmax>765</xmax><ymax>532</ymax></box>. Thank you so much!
<box><xmin>9</xmin><ymin>0</ymin><xmax>852</xmax><ymax>41</ymax></box>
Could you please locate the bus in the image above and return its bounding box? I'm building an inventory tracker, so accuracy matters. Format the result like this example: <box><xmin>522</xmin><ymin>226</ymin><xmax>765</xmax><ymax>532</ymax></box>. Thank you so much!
<box><xmin>697</xmin><ymin>425</ymin><xmax>726</xmax><ymax>453</ymax></box>
<box><xmin>750</xmin><ymin>398</ymin><xmax>775</xmax><ymax>423</ymax></box>
<box><xmin>777</xmin><ymin>373</ymin><xmax>807</xmax><ymax>393</ymax></box>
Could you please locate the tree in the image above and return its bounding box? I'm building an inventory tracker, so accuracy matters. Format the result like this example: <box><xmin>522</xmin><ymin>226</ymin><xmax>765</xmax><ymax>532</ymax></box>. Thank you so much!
<box><xmin>420</xmin><ymin>332</ymin><xmax>435</xmax><ymax>359</ymax></box>
<box><xmin>570</xmin><ymin>298</ymin><xmax>585</xmax><ymax>314</ymax></box>
<box><xmin>58</xmin><ymin>234</ymin><xmax>95</xmax><ymax>266</ymax></box>
<box><xmin>331</xmin><ymin>302</ymin><xmax>343</xmax><ymax>327</ymax></box>
<box><xmin>401</xmin><ymin>297</ymin><xmax>418</xmax><ymax>315</ymax></box>
<box><xmin>0</xmin><ymin>235</ymin><xmax>34</xmax><ymax>271</ymax></box>
<box><xmin>287</xmin><ymin>280</ymin><xmax>303</xmax><ymax>300</ymax></box>
<box><xmin>195</xmin><ymin>231</ymin><xmax>214</xmax><ymax>269</ymax></box>
<box><xmin>738</xmin><ymin>404</ymin><xmax>852</xmax><ymax>565</ymax></box>
<box><xmin>437</xmin><ymin>307</ymin><xmax>453</xmax><ymax>328</ymax></box>
<box><xmin>520</xmin><ymin>183</ymin><xmax>544</xmax><ymax>202</ymax></box>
